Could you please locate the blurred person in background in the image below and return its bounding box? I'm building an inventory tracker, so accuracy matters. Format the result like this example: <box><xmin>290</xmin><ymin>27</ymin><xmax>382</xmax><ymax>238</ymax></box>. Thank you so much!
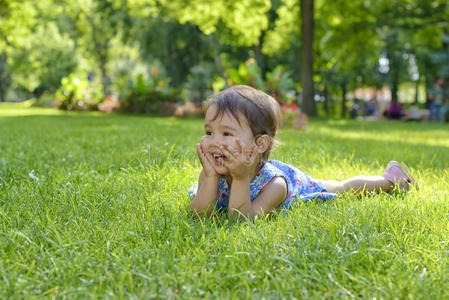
<box><xmin>384</xmin><ymin>101</ymin><xmax>403</xmax><ymax>120</ymax></box>
<box><xmin>428</xmin><ymin>78</ymin><xmax>444</xmax><ymax>122</ymax></box>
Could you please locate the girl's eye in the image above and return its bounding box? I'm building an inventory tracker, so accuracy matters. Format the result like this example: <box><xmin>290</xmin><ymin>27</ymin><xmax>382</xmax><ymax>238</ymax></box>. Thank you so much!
<box><xmin>206</xmin><ymin>131</ymin><xmax>212</xmax><ymax>136</ymax></box>
<box><xmin>223</xmin><ymin>132</ymin><xmax>232</xmax><ymax>137</ymax></box>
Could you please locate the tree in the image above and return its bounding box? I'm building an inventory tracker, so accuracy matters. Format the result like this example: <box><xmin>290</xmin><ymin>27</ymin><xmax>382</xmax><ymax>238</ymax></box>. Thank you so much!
<box><xmin>8</xmin><ymin>22</ymin><xmax>77</xmax><ymax>97</ymax></box>
<box><xmin>0</xmin><ymin>0</ymin><xmax>37</xmax><ymax>100</ymax></box>
<box><xmin>315</xmin><ymin>0</ymin><xmax>381</xmax><ymax>116</ymax></box>
<box><xmin>171</xmin><ymin>0</ymin><xmax>271</xmax><ymax>47</ymax></box>
<box><xmin>0</xmin><ymin>0</ymin><xmax>78</xmax><ymax>98</ymax></box>
<box><xmin>136</xmin><ymin>17</ymin><xmax>217</xmax><ymax>87</ymax></box>
<box><xmin>0</xmin><ymin>53</ymin><xmax>10</xmax><ymax>101</ymax></box>
<box><xmin>300</xmin><ymin>0</ymin><xmax>316</xmax><ymax>116</ymax></box>
<box><xmin>154</xmin><ymin>0</ymin><xmax>272</xmax><ymax>77</ymax></box>
<box><xmin>60</xmin><ymin>0</ymin><xmax>134</xmax><ymax>95</ymax></box>
<box><xmin>370</xmin><ymin>0</ymin><xmax>449</xmax><ymax>103</ymax></box>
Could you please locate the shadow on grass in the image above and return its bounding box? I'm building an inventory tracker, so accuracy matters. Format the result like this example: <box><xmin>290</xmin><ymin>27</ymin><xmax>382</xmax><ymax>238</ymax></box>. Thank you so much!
<box><xmin>280</xmin><ymin>122</ymin><xmax>449</xmax><ymax>171</ymax></box>
<box><xmin>327</xmin><ymin>135</ymin><xmax>446</xmax><ymax>170</ymax></box>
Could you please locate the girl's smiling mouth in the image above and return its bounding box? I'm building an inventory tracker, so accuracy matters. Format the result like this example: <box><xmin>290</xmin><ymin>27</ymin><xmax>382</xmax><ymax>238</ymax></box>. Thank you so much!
<box><xmin>213</xmin><ymin>154</ymin><xmax>228</xmax><ymax>165</ymax></box>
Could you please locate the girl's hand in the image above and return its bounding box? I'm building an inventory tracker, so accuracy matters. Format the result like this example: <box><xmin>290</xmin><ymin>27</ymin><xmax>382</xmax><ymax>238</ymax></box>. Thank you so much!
<box><xmin>197</xmin><ymin>137</ymin><xmax>219</xmax><ymax>178</ymax></box>
<box><xmin>221</xmin><ymin>138</ymin><xmax>257</xmax><ymax>181</ymax></box>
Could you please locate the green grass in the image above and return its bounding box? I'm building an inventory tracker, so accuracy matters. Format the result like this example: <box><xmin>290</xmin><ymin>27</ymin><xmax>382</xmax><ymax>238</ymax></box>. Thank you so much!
<box><xmin>1</xmin><ymin>103</ymin><xmax>448</xmax><ymax>298</ymax></box>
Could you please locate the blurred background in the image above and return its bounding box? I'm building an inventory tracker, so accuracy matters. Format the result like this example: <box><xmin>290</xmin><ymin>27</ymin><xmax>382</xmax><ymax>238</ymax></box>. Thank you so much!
<box><xmin>1</xmin><ymin>0</ymin><xmax>448</xmax><ymax>120</ymax></box>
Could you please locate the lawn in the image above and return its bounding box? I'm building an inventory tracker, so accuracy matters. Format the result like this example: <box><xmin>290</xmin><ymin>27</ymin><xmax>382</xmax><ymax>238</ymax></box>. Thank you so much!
<box><xmin>1</xmin><ymin>103</ymin><xmax>448</xmax><ymax>298</ymax></box>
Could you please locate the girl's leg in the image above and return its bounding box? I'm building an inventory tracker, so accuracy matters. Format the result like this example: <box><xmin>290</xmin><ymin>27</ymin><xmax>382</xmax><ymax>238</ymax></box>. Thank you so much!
<box><xmin>322</xmin><ymin>161</ymin><xmax>417</xmax><ymax>195</ymax></box>
<box><xmin>322</xmin><ymin>176</ymin><xmax>393</xmax><ymax>194</ymax></box>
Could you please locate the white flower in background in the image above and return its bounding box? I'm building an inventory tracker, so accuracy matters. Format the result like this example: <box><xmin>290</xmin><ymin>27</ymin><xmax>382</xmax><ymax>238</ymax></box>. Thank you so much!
<box><xmin>28</xmin><ymin>170</ymin><xmax>39</xmax><ymax>182</ymax></box>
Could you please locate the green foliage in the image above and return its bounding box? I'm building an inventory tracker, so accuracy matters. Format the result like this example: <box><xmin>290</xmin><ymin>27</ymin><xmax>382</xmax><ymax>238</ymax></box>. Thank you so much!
<box><xmin>430</xmin><ymin>34</ymin><xmax>449</xmax><ymax>79</ymax></box>
<box><xmin>2</xmin><ymin>0</ymin><xmax>449</xmax><ymax>111</ymax></box>
<box><xmin>265</xmin><ymin>65</ymin><xmax>295</xmax><ymax>102</ymax></box>
<box><xmin>172</xmin><ymin>0</ymin><xmax>271</xmax><ymax>46</ymax></box>
<box><xmin>136</xmin><ymin>16</ymin><xmax>217</xmax><ymax>87</ymax></box>
<box><xmin>262</xmin><ymin>0</ymin><xmax>299</xmax><ymax>56</ymax></box>
<box><xmin>31</xmin><ymin>92</ymin><xmax>56</xmax><ymax>108</ymax></box>
<box><xmin>120</xmin><ymin>70</ymin><xmax>180</xmax><ymax>114</ymax></box>
<box><xmin>64</xmin><ymin>0</ymin><xmax>133</xmax><ymax>94</ymax></box>
<box><xmin>226</xmin><ymin>58</ymin><xmax>265</xmax><ymax>89</ymax></box>
<box><xmin>12</xmin><ymin>24</ymin><xmax>77</xmax><ymax>95</ymax></box>
<box><xmin>108</xmin><ymin>44</ymin><xmax>156</xmax><ymax>99</ymax></box>
<box><xmin>184</xmin><ymin>63</ymin><xmax>217</xmax><ymax>104</ymax></box>
<box><xmin>0</xmin><ymin>53</ymin><xmax>10</xmax><ymax>101</ymax></box>
<box><xmin>224</xmin><ymin>61</ymin><xmax>296</xmax><ymax>104</ymax></box>
<box><xmin>0</xmin><ymin>0</ymin><xmax>38</xmax><ymax>49</ymax></box>
<box><xmin>56</xmin><ymin>73</ymin><xmax>104</xmax><ymax>111</ymax></box>
<box><xmin>1</xmin><ymin>104</ymin><xmax>449</xmax><ymax>297</ymax></box>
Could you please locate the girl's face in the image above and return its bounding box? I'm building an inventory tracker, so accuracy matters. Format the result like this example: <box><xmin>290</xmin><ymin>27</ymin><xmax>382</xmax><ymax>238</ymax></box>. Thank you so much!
<box><xmin>202</xmin><ymin>105</ymin><xmax>256</xmax><ymax>174</ymax></box>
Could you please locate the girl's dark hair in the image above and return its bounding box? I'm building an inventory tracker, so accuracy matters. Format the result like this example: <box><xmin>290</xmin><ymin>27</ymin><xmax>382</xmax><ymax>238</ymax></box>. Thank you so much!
<box><xmin>203</xmin><ymin>85</ymin><xmax>282</xmax><ymax>161</ymax></box>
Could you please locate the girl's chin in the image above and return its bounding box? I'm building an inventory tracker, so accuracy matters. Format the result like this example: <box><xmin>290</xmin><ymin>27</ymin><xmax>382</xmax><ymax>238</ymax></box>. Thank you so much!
<box><xmin>214</xmin><ymin>166</ymin><xmax>229</xmax><ymax>175</ymax></box>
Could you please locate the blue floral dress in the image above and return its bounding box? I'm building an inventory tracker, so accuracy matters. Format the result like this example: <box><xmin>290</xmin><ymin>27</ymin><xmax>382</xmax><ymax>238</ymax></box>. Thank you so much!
<box><xmin>188</xmin><ymin>160</ymin><xmax>338</xmax><ymax>213</ymax></box>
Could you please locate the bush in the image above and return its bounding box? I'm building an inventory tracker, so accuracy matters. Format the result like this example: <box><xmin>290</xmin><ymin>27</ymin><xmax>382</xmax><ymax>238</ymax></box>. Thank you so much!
<box><xmin>221</xmin><ymin>60</ymin><xmax>295</xmax><ymax>104</ymax></box>
<box><xmin>265</xmin><ymin>65</ymin><xmax>295</xmax><ymax>102</ymax></box>
<box><xmin>56</xmin><ymin>73</ymin><xmax>104</xmax><ymax>111</ymax></box>
<box><xmin>280</xmin><ymin>101</ymin><xmax>308</xmax><ymax>130</ymax></box>
<box><xmin>225</xmin><ymin>58</ymin><xmax>265</xmax><ymax>89</ymax></box>
<box><xmin>174</xmin><ymin>102</ymin><xmax>203</xmax><ymax>118</ymax></box>
<box><xmin>184</xmin><ymin>63</ymin><xmax>216</xmax><ymax>105</ymax></box>
<box><xmin>119</xmin><ymin>69</ymin><xmax>180</xmax><ymax>114</ymax></box>
<box><xmin>32</xmin><ymin>92</ymin><xmax>56</xmax><ymax>107</ymax></box>
<box><xmin>98</xmin><ymin>96</ymin><xmax>120</xmax><ymax>113</ymax></box>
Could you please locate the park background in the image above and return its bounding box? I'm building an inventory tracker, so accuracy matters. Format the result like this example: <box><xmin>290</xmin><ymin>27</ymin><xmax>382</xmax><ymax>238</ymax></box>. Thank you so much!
<box><xmin>1</xmin><ymin>0</ymin><xmax>449</xmax><ymax>298</ymax></box>
<box><xmin>1</xmin><ymin>0</ymin><xmax>449</xmax><ymax>118</ymax></box>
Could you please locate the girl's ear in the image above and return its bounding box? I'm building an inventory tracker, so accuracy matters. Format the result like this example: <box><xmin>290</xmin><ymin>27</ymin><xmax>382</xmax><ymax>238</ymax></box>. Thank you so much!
<box><xmin>255</xmin><ymin>135</ymin><xmax>271</xmax><ymax>153</ymax></box>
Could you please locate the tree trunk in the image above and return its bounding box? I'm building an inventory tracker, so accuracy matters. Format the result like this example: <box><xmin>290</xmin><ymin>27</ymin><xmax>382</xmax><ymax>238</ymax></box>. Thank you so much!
<box><xmin>414</xmin><ymin>79</ymin><xmax>419</xmax><ymax>104</ymax></box>
<box><xmin>99</xmin><ymin>56</ymin><xmax>109</xmax><ymax>96</ymax></box>
<box><xmin>88</xmin><ymin>14</ymin><xmax>109</xmax><ymax>97</ymax></box>
<box><xmin>389</xmin><ymin>55</ymin><xmax>400</xmax><ymax>103</ymax></box>
<box><xmin>300</xmin><ymin>0</ymin><xmax>316</xmax><ymax>116</ymax></box>
<box><xmin>424</xmin><ymin>66</ymin><xmax>431</xmax><ymax>109</ymax></box>
<box><xmin>323</xmin><ymin>85</ymin><xmax>329</xmax><ymax>115</ymax></box>
<box><xmin>391</xmin><ymin>73</ymin><xmax>399</xmax><ymax>103</ymax></box>
<box><xmin>254</xmin><ymin>32</ymin><xmax>268</xmax><ymax>80</ymax></box>
<box><xmin>0</xmin><ymin>53</ymin><xmax>9</xmax><ymax>102</ymax></box>
<box><xmin>254</xmin><ymin>5</ymin><xmax>278</xmax><ymax>81</ymax></box>
<box><xmin>0</xmin><ymin>87</ymin><xmax>5</xmax><ymax>102</ymax></box>
<box><xmin>341</xmin><ymin>83</ymin><xmax>347</xmax><ymax>118</ymax></box>
<box><xmin>0</xmin><ymin>81</ymin><xmax>5</xmax><ymax>102</ymax></box>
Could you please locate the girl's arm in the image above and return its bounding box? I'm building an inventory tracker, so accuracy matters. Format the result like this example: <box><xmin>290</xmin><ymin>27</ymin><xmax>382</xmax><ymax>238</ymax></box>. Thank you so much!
<box><xmin>228</xmin><ymin>176</ymin><xmax>287</xmax><ymax>218</ymax></box>
<box><xmin>189</xmin><ymin>169</ymin><xmax>219</xmax><ymax>216</ymax></box>
<box><xmin>189</xmin><ymin>141</ymin><xmax>220</xmax><ymax>216</ymax></box>
<box><xmin>220</xmin><ymin>141</ymin><xmax>287</xmax><ymax>218</ymax></box>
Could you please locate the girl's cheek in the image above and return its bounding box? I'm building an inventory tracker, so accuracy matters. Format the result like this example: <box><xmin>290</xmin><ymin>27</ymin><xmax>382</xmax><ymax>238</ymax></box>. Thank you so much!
<box><xmin>229</xmin><ymin>142</ymin><xmax>240</xmax><ymax>153</ymax></box>
<box><xmin>202</xmin><ymin>137</ymin><xmax>212</xmax><ymax>150</ymax></box>
<box><xmin>201</xmin><ymin>135</ymin><xmax>210</xmax><ymax>144</ymax></box>
<box><xmin>229</xmin><ymin>138</ymin><xmax>241</xmax><ymax>152</ymax></box>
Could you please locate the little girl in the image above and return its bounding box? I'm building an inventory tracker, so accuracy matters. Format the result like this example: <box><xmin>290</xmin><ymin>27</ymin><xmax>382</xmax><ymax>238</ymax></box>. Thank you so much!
<box><xmin>188</xmin><ymin>85</ymin><xmax>417</xmax><ymax>218</ymax></box>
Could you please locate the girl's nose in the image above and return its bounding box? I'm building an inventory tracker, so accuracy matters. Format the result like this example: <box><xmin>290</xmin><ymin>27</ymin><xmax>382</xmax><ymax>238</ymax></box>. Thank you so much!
<box><xmin>210</xmin><ymin>136</ymin><xmax>223</xmax><ymax>148</ymax></box>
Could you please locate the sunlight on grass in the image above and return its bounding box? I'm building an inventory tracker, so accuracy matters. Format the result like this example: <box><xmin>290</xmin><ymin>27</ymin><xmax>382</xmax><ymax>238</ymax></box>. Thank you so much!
<box><xmin>0</xmin><ymin>101</ymin><xmax>103</xmax><ymax>117</ymax></box>
<box><xmin>0</xmin><ymin>101</ymin><xmax>61</xmax><ymax>116</ymax></box>
<box><xmin>316</xmin><ymin>121</ymin><xmax>449</xmax><ymax>148</ymax></box>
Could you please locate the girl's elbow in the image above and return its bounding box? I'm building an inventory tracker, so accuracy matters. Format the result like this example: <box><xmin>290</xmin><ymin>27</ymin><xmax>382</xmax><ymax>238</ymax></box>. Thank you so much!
<box><xmin>227</xmin><ymin>206</ymin><xmax>255</xmax><ymax>219</ymax></box>
<box><xmin>189</xmin><ymin>203</ymin><xmax>212</xmax><ymax>217</ymax></box>
<box><xmin>189</xmin><ymin>203</ymin><xmax>201</xmax><ymax>213</ymax></box>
